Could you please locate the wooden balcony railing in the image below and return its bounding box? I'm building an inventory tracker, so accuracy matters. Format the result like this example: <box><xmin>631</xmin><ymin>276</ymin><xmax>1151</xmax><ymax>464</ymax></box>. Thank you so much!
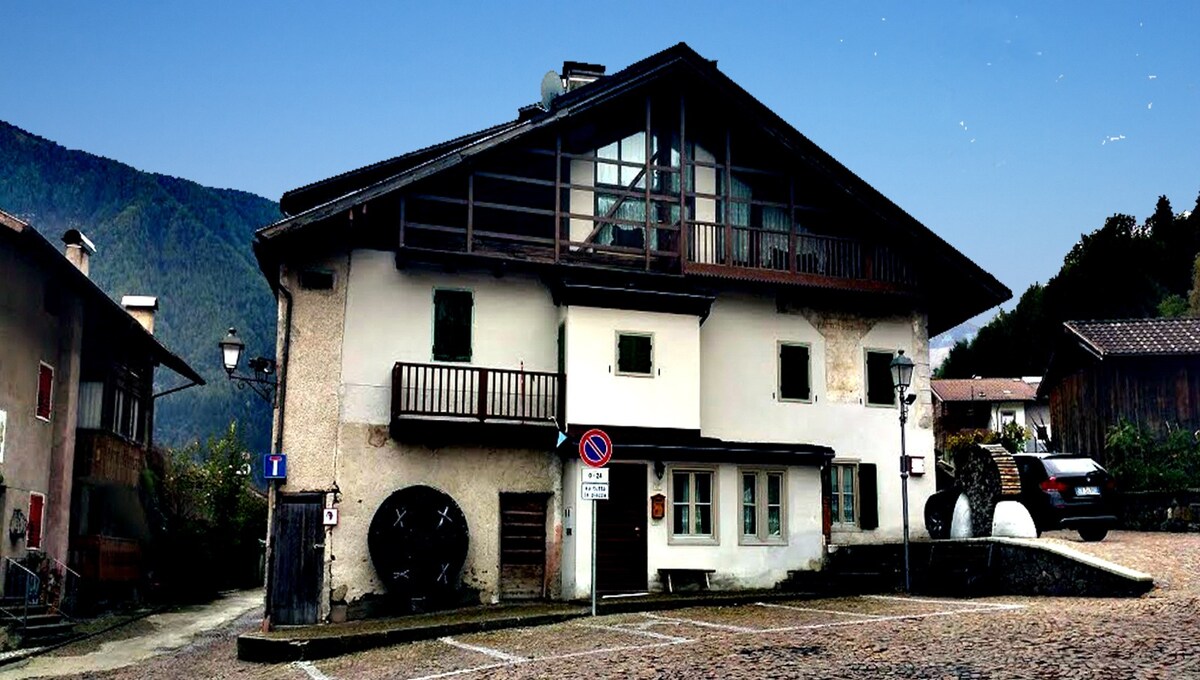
<box><xmin>392</xmin><ymin>362</ymin><xmax>563</xmax><ymax>425</ymax></box>
<box><xmin>687</xmin><ymin>223</ymin><xmax>916</xmax><ymax>288</ymax></box>
<box><xmin>74</xmin><ymin>429</ymin><xmax>144</xmax><ymax>486</ymax></box>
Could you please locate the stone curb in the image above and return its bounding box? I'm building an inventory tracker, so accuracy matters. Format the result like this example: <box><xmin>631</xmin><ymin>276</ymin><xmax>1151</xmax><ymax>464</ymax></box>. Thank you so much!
<box><xmin>237</xmin><ymin>590</ymin><xmax>821</xmax><ymax>663</ymax></box>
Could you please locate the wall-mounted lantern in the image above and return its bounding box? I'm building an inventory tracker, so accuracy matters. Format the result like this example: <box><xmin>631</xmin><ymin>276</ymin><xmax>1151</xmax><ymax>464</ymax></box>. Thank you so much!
<box><xmin>218</xmin><ymin>327</ymin><xmax>278</xmax><ymax>404</ymax></box>
<box><xmin>8</xmin><ymin>509</ymin><xmax>27</xmax><ymax>543</ymax></box>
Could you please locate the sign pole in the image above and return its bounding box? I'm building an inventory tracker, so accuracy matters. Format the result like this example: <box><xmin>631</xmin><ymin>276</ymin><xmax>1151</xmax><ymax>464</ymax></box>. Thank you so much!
<box><xmin>577</xmin><ymin>428</ymin><xmax>612</xmax><ymax>618</ymax></box>
<box><xmin>591</xmin><ymin>500</ymin><xmax>597</xmax><ymax>617</ymax></box>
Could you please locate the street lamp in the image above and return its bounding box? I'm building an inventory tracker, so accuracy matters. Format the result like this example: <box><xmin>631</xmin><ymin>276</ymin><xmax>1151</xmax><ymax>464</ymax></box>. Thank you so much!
<box><xmin>219</xmin><ymin>327</ymin><xmax>278</xmax><ymax>404</ymax></box>
<box><xmin>890</xmin><ymin>349</ymin><xmax>916</xmax><ymax>593</ymax></box>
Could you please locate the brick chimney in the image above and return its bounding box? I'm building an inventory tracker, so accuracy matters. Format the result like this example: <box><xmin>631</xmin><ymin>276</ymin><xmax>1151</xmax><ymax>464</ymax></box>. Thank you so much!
<box><xmin>122</xmin><ymin>295</ymin><xmax>158</xmax><ymax>335</ymax></box>
<box><xmin>62</xmin><ymin>229</ymin><xmax>96</xmax><ymax>278</ymax></box>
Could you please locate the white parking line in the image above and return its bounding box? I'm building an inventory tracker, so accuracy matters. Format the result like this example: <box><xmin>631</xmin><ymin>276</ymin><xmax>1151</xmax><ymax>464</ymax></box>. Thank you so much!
<box><xmin>755</xmin><ymin>601</ymin><xmax>885</xmax><ymax>619</ymax></box>
<box><xmin>579</xmin><ymin>622</ymin><xmax>693</xmax><ymax>643</ymax></box>
<box><xmin>294</xmin><ymin>660</ymin><xmax>336</xmax><ymax>680</ymax></box>
<box><xmin>864</xmin><ymin>594</ymin><xmax>1022</xmax><ymax>610</ymax></box>
<box><xmin>400</xmin><ymin>599</ymin><xmax>1024</xmax><ymax>680</ymax></box>
<box><xmin>642</xmin><ymin>612</ymin><xmax>758</xmax><ymax>633</ymax></box>
<box><xmin>438</xmin><ymin>636</ymin><xmax>528</xmax><ymax>662</ymax></box>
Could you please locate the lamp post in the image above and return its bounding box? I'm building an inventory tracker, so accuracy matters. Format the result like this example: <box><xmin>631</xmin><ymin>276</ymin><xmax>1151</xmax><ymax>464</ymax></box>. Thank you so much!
<box><xmin>218</xmin><ymin>327</ymin><xmax>278</xmax><ymax>404</ymax></box>
<box><xmin>889</xmin><ymin>349</ymin><xmax>916</xmax><ymax>593</ymax></box>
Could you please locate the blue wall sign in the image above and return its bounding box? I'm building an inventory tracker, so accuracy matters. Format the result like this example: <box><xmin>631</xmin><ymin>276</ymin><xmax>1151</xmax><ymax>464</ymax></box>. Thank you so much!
<box><xmin>264</xmin><ymin>453</ymin><xmax>288</xmax><ymax>480</ymax></box>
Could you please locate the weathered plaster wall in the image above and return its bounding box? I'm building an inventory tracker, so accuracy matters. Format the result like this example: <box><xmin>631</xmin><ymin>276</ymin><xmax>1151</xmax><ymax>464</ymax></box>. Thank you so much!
<box><xmin>0</xmin><ymin>240</ymin><xmax>80</xmax><ymax>566</ymax></box>
<box><xmin>699</xmin><ymin>292</ymin><xmax>935</xmax><ymax>542</ymax></box>
<box><xmin>564</xmin><ymin>306</ymin><xmax>701</xmax><ymax>430</ymax></box>
<box><xmin>330</xmin><ymin>423</ymin><xmax>562</xmax><ymax>606</ymax></box>
<box><xmin>340</xmin><ymin>251</ymin><xmax>560</xmax><ymax>425</ymax></box>
<box><xmin>277</xmin><ymin>253</ymin><xmax>350</xmax><ymax>491</ymax></box>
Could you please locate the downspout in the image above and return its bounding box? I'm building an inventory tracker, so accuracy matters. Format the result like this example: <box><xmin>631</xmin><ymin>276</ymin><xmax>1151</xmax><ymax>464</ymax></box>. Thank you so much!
<box><xmin>262</xmin><ymin>274</ymin><xmax>293</xmax><ymax>631</ymax></box>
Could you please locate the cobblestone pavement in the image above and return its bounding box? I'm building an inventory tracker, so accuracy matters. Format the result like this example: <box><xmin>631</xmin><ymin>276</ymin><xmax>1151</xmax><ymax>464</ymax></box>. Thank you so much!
<box><xmin>25</xmin><ymin>531</ymin><xmax>1200</xmax><ymax>679</ymax></box>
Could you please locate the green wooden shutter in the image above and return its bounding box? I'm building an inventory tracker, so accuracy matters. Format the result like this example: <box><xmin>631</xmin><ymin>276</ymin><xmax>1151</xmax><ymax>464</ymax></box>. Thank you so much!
<box><xmin>858</xmin><ymin>463</ymin><xmax>879</xmax><ymax>530</ymax></box>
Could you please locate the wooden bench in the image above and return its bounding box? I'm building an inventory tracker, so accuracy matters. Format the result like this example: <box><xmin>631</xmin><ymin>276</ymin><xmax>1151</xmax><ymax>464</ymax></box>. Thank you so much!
<box><xmin>658</xmin><ymin>568</ymin><xmax>716</xmax><ymax>594</ymax></box>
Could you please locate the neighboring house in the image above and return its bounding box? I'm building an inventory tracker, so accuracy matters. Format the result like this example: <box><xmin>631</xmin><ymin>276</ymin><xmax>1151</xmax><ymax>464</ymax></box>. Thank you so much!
<box><xmin>931</xmin><ymin>377</ymin><xmax>1050</xmax><ymax>452</ymax></box>
<box><xmin>0</xmin><ymin>209</ymin><xmax>203</xmax><ymax>602</ymax></box>
<box><xmin>1040</xmin><ymin>318</ymin><xmax>1200</xmax><ymax>458</ymax></box>
<box><xmin>252</xmin><ymin>44</ymin><xmax>1009</xmax><ymax>625</ymax></box>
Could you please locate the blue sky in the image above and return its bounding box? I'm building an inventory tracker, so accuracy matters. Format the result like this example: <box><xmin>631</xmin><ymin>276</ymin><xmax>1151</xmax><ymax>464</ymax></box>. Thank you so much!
<box><xmin>4</xmin><ymin>2</ymin><xmax>1199</xmax><ymax>325</ymax></box>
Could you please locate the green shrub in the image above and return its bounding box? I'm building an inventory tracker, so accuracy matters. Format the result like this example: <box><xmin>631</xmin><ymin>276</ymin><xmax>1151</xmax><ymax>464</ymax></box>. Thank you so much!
<box><xmin>1105</xmin><ymin>419</ymin><xmax>1200</xmax><ymax>492</ymax></box>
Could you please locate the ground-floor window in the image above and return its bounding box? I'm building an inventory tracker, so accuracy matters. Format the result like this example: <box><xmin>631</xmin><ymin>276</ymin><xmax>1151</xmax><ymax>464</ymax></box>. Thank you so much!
<box><xmin>740</xmin><ymin>469</ymin><xmax>786</xmax><ymax>544</ymax></box>
<box><xmin>670</xmin><ymin>470</ymin><xmax>715</xmax><ymax>542</ymax></box>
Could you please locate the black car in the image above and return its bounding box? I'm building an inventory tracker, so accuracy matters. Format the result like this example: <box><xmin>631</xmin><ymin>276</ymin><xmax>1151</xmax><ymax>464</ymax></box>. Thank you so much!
<box><xmin>1012</xmin><ymin>453</ymin><xmax>1118</xmax><ymax>541</ymax></box>
<box><xmin>924</xmin><ymin>453</ymin><xmax>1118</xmax><ymax>542</ymax></box>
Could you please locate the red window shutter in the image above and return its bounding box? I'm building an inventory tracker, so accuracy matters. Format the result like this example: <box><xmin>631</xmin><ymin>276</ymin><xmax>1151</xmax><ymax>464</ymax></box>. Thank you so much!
<box><xmin>36</xmin><ymin>364</ymin><xmax>53</xmax><ymax>420</ymax></box>
<box><xmin>27</xmin><ymin>494</ymin><xmax>44</xmax><ymax>550</ymax></box>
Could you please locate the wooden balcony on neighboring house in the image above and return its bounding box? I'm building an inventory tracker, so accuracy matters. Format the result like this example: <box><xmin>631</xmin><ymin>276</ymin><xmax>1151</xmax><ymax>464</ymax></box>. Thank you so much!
<box><xmin>74</xmin><ymin>429</ymin><xmax>144</xmax><ymax>486</ymax></box>
<box><xmin>71</xmin><ymin>535</ymin><xmax>142</xmax><ymax>583</ymax></box>
<box><xmin>391</xmin><ymin>362</ymin><xmax>564</xmax><ymax>427</ymax></box>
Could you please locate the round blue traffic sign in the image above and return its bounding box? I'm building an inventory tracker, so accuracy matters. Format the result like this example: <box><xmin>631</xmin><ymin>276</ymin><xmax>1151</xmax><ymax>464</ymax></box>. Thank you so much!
<box><xmin>578</xmin><ymin>429</ymin><xmax>613</xmax><ymax>468</ymax></box>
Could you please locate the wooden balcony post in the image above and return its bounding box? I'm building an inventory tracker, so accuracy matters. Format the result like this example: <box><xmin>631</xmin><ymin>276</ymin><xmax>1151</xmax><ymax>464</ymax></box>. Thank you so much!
<box><xmin>467</xmin><ymin>172</ymin><xmax>475</xmax><ymax>253</ymax></box>
<box><xmin>476</xmin><ymin>368</ymin><xmax>489</xmax><ymax>421</ymax></box>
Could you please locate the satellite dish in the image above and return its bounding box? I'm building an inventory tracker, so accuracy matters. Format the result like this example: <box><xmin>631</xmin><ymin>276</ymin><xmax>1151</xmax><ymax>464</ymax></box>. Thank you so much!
<box><xmin>540</xmin><ymin>71</ymin><xmax>565</xmax><ymax>110</ymax></box>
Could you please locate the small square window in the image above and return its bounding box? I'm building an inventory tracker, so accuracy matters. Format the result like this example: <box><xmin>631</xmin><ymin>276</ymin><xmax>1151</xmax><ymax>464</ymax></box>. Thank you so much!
<box><xmin>299</xmin><ymin>269</ymin><xmax>334</xmax><ymax>290</ymax></box>
<box><xmin>36</xmin><ymin>363</ymin><xmax>54</xmax><ymax>421</ymax></box>
<box><xmin>779</xmin><ymin>343</ymin><xmax>811</xmax><ymax>401</ymax></box>
<box><xmin>865</xmin><ymin>350</ymin><xmax>896</xmax><ymax>406</ymax></box>
<box><xmin>432</xmin><ymin>290</ymin><xmax>473</xmax><ymax>362</ymax></box>
<box><xmin>616</xmin><ymin>333</ymin><xmax>653</xmax><ymax>376</ymax></box>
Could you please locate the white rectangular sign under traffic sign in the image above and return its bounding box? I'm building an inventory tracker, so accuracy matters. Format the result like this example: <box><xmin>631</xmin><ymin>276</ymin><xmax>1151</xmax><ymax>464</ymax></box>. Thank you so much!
<box><xmin>581</xmin><ymin>482</ymin><xmax>609</xmax><ymax>500</ymax></box>
<box><xmin>582</xmin><ymin>468</ymin><xmax>610</xmax><ymax>484</ymax></box>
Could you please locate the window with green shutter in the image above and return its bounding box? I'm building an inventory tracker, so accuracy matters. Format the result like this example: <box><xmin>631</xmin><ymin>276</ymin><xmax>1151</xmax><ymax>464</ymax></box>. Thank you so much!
<box><xmin>432</xmin><ymin>289</ymin><xmax>473</xmax><ymax>362</ymax></box>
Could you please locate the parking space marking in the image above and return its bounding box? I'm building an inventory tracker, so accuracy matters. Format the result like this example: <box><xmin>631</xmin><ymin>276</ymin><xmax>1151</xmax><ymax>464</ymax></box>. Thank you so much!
<box><xmin>755</xmin><ymin>601</ymin><xmax>885</xmax><ymax>619</ymax></box>
<box><xmin>579</xmin><ymin>622</ymin><xmax>693</xmax><ymax>643</ymax></box>
<box><xmin>397</xmin><ymin>598</ymin><xmax>1026</xmax><ymax>680</ymax></box>
<box><xmin>642</xmin><ymin>612</ymin><xmax>759</xmax><ymax>633</ymax></box>
<box><xmin>864</xmin><ymin>594</ymin><xmax>1022</xmax><ymax>610</ymax></box>
<box><xmin>438</xmin><ymin>636</ymin><xmax>528</xmax><ymax>662</ymax></box>
<box><xmin>294</xmin><ymin>660</ymin><xmax>336</xmax><ymax>680</ymax></box>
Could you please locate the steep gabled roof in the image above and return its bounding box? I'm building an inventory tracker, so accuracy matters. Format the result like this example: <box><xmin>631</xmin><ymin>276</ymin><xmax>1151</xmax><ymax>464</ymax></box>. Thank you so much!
<box><xmin>2</xmin><ymin>209</ymin><xmax>204</xmax><ymax>386</ymax></box>
<box><xmin>1064</xmin><ymin>318</ymin><xmax>1200</xmax><ymax>357</ymax></box>
<box><xmin>931</xmin><ymin>378</ymin><xmax>1038</xmax><ymax>403</ymax></box>
<box><xmin>254</xmin><ymin>43</ymin><xmax>1010</xmax><ymax>332</ymax></box>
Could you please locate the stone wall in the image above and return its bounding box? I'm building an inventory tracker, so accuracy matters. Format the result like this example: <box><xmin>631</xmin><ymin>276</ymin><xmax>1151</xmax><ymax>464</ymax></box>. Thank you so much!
<box><xmin>1120</xmin><ymin>490</ymin><xmax>1200</xmax><ymax>532</ymax></box>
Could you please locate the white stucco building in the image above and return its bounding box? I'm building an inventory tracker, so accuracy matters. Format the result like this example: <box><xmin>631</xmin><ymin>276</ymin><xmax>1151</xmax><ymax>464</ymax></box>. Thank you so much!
<box><xmin>251</xmin><ymin>44</ymin><xmax>1010</xmax><ymax>625</ymax></box>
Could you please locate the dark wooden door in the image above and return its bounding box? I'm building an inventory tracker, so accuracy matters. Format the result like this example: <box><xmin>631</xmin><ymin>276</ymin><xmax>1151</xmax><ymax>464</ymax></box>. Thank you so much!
<box><xmin>499</xmin><ymin>493</ymin><xmax>548</xmax><ymax>600</ymax></box>
<box><xmin>595</xmin><ymin>463</ymin><xmax>647</xmax><ymax>594</ymax></box>
<box><xmin>270</xmin><ymin>494</ymin><xmax>324</xmax><ymax>625</ymax></box>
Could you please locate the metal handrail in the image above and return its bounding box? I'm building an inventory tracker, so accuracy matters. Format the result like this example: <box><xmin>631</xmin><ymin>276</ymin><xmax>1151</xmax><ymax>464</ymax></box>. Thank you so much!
<box><xmin>3</xmin><ymin>558</ymin><xmax>41</xmax><ymax>629</ymax></box>
<box><xmin>49</xmin><ymin>557</ymin><xmax>81</xmax><ymax>619</ymax></box>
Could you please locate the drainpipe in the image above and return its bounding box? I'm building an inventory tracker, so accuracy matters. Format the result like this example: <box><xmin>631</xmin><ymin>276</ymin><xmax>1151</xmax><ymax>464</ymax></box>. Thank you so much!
<box><xmin>261</xmin><ymin>274</ymin><xmax>293</xmax><ymax>631</ymax></box>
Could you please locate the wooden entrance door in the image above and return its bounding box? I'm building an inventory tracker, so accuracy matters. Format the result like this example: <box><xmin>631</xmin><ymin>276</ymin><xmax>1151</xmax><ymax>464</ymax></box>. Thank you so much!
<box><xmin>595</xmin><ymin>463</ymin><xmax>647</xmax><ymax>594</ymax></box>
<box><xmin>499</xmin><ymin>493</ymin><xmax>548</xmax><ymax>600</ymax></box>
<box><xmin>269</xmin><ymin>494</ymin><xmax>324</xmax><ymax>625</ymax></box>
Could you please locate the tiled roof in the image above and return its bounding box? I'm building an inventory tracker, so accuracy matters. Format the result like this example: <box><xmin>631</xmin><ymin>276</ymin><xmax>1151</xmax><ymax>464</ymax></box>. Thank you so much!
<box><xmin>1065</xmin><ymin>318</ymin><xmax>1200</xmax><ymax>357</ymax></box>
<box><xmin>931</xmin><ymin>378</ymin><xmax>1038</xmax><ymax>403</ymax></box>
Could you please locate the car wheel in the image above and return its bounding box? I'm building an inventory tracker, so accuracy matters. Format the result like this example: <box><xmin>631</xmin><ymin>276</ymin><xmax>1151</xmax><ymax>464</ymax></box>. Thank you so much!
<box><xmin>1078</xmin><ymin>527</ymin><xmax>1108</xmax><ymax>542</ymax></box>
<box><xmin>925</xmin><ymin>494</ymin><xmax>952</xmax><ymax>539</ymax></box>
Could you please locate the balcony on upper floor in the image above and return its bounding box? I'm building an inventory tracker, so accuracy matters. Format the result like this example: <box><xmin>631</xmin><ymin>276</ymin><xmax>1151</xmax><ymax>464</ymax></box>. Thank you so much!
<box><xmin>74</xmin><ymin>428</ymin><xmax>144</xmax><ymax>487</ymax></box>
<box><xmin>391</xmin><ymin>362</ymin><xmax>564</xmax><ymax>430</ymax></box>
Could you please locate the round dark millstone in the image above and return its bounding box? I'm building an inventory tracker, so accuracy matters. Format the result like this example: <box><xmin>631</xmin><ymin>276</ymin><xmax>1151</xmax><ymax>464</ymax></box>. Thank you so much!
<box><xmin>367</xmin><ymin>485</ymin><xmax>470</xmax><ymax>611</ymax></box>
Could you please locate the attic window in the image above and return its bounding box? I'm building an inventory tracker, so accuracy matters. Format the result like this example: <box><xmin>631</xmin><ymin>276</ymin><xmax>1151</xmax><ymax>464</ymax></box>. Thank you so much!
<box><xmin>299</xmin><ymin>270</ymin><xmax>334</xmax><ymax>291</ymax></box>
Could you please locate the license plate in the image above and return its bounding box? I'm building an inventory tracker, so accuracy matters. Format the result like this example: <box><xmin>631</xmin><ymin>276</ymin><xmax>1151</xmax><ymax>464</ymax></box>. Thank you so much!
<box><xmin>1075</xmin><ymin>486</ymin><xmax>1100</xmax><ymax>496</ymax></box>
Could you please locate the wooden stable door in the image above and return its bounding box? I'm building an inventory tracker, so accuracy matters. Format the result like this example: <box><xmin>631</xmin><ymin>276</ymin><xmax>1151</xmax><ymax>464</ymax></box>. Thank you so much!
<box><xmin>270</xmin><ymin>494</ymin><xmax>324</xmax><ymax>625</ymax></box>
<box><xmin>499</xmin><ymin>493</ymin><xmax>549</xmax><ymax>600</ymax></box>
<box><xmin>595</xmin><ymin>463</ymin><xmax>648</xmax><ymax>594</ymax></box>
